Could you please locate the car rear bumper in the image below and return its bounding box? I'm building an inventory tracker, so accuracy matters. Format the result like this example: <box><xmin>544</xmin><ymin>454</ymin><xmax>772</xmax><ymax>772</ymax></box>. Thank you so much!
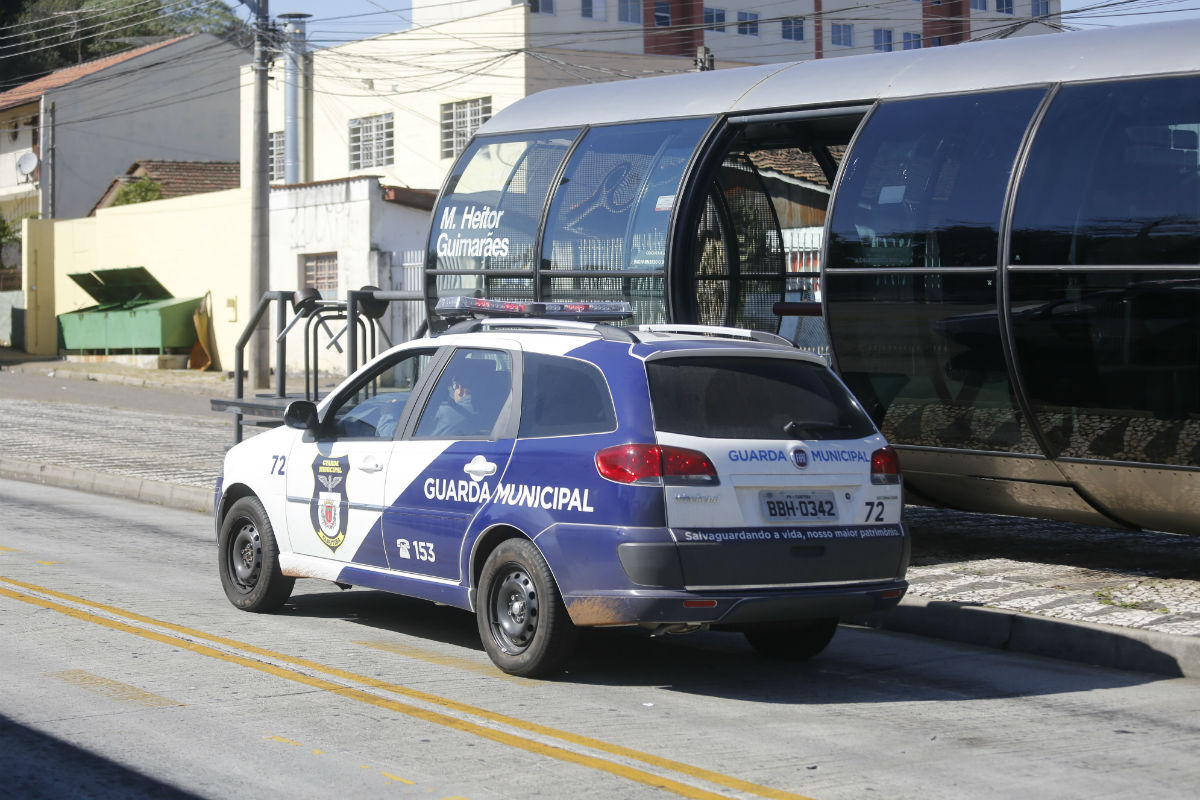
<box><xmin>562</xmin><ymin>579</ymin><xmax>908</xmax><ymax>627</ymax></box>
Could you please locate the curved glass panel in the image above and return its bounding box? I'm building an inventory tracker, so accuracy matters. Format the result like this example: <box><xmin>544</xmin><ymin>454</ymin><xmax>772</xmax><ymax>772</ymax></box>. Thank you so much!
<box><xmin>827</xmin><ymin>89</ymin><xmax>1045</xmax><ymax>269</ymax></box>
<box><xmin>428</xmin><ymin>130</ymin><xmax>579</xmax><ymax>302</ymax></box>
<box><xmin>1010</xmin><ymin>271</ymin><xmax>1200</xmax><ymax>465</ymax></box>
<box><xmin>542</xmin><ymin>118</ymin><xmax>709</xmax><ymax>274</ymax></box>
<box><xmin>1011</xmin><ymin>75</ymin><xmax>1200</xmax><ymax>266</ymax></box>
<box><xmin>826</xmin><ymin>273</ymin><xmax>1035</xmax><ymax>453</ymax></box>
<box><xmin>692</xmin><ymin>154</ymin><xmax>786</xmax><ymax>330</ymax></box>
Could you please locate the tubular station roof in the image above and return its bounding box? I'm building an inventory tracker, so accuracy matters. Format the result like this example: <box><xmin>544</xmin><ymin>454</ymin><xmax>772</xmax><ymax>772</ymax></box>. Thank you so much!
<box><xmin>478</xmin><ymin>20</ymin><xmax>1200</xmax><ymax>135</ymax></box>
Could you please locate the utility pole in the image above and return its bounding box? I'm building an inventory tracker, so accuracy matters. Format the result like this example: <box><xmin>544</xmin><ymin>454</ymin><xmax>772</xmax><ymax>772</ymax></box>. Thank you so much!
<box><xmin>245</xmin><ymin>1</ymin><xmax>271</xmax><ymax>390</ymax></box>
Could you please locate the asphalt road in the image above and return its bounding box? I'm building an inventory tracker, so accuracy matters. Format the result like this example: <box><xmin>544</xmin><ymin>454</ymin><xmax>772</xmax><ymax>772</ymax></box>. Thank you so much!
<box><xmin>3</xmin><ymin>478</ymin><xmax>1199</xmax><ymax>800</ymax></box>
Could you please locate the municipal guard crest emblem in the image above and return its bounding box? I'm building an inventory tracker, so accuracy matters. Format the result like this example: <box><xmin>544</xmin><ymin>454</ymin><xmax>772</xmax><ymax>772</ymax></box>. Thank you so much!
<box><xmin>310</xmin><ymin>455</ymin><xmax>350</xmax><ymax>552</ymax></box>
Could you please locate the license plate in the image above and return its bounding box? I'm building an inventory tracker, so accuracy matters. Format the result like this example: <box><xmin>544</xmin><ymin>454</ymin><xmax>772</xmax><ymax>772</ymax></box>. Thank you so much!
<box><xmin>760</xmin><ymin>490</ymin><xmax>838</xmax><ymax>521</ymax></box>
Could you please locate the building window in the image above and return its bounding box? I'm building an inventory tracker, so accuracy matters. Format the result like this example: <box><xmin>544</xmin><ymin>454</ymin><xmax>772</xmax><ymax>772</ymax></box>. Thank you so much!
<box><xmin>1032</xmin><ymin>0</ymin><xmax>1049</xmax><ymax>15</ymax></box>
<box><xmin>930</xmin><ymin>35</ymin><xmax>943</xmax><ymax>46</ymax></box>
<box><xmin>903</xmin><ymin>31</ymin><xmax>921</xmax><ymax>49</ymax></box>
<box><xmin>530</xmin><ymin>0</ymin><xmax>554</xmax><ymax>13</ymax></box>
<box><xmin>737</xmin><ymin>11</ymin><xmax>759</xmax><ymax>36</ymax></box>
<box><xmin>618</xmin><ymin>0</ymin><xmax>641</xmax><ymax>23</ymax></box>
<box><xmin>782</xmin><ymin>17</ymin><xmax>804</xmax><ymax>41</ymax></box>
<box><xmin>655</xmin><ymin>0</ymin><xmax>670</xmax><ymax>26</ymax></box>
<box><xmin>996</xmin><ymin>0</ymin><xmax>1013</xmax><ymax>13</ymax></box>
<box><xmin>704</xmin><ymin>7</ymin><xmax>725</xmax><ymax>31</ymax></box>
<box><xmin>971</xmin><ymin>0</ymin><xmax>986</xmax><ymax>10</ymax></box>
<box><xmin>873</xmin><ymin>28</ymin><xmax>893</xmax><ymax>52</ymax></box>
<box><xmin>440</xmin><ymin>97</ymin><xmax>492</xmax><ymax>160</ymax></box>
<box><xmin>831</xmin><ymin>23</ymin><xmax>853</xmax><ymax>48</ymax></box>
<box><xmin>349</xmin><ymin>113</ymin><xmax>394</xmax><ymax>170</ymax></box>
<box><xmin>303</xmin><ymin>253</ymin><xmax>338</xmax><ymax>295</ymax></box>
<box><xmin>582</xmin><ymin>0</ymin><xmax>606</xmax><ymax>19</ymax></box>
<box><xmin>268</xmin><ymin>130</ymin><xmax>285</xmax><ymax>182</ymax></box>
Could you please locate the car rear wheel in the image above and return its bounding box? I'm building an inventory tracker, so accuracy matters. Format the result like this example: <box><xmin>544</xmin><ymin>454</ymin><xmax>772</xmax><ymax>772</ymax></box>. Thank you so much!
<box><xmin>477</xmin><ymin>538</ymin><xmax>577</xmax><ymax>677</ymax></box>
<box><xmin>218</xmin><ymin>496</ymin><xmax>295</xmax><ymax>612</ymax></box>
<box><xmin>744</xmin><ymin>618</ymin><xmax>838</xmax><ymax>661</ymax></box>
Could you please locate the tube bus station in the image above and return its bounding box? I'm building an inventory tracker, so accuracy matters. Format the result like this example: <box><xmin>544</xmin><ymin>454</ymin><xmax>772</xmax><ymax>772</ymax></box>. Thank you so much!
<box><xmin>421</xmin><ymin>21</ymin><xmax>1200</xmax><ymax>536</ymax></box>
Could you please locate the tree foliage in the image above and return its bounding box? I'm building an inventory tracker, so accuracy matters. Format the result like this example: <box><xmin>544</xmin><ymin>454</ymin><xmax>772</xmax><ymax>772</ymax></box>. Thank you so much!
<box><xmin>111</xmin><ymin>177</ymin><xmax>164</xmax><ymax>206</ymax></box>
<box><xmin>0</xmin><ymin>214</ymin><xmax>21</xmax><ymax>270</ymax></box>
<box><xmin>1</xmin><ymin>1</ymin><xmax>248</xmax><ymax>88</ymax></box>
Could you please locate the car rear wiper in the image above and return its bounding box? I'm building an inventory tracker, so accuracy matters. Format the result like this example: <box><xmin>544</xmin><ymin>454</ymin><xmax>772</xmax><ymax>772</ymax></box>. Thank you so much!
<box><xmin>784</xmin><ymin>420</ymin><xmax>855</xmax><ymax>439</ymax></box>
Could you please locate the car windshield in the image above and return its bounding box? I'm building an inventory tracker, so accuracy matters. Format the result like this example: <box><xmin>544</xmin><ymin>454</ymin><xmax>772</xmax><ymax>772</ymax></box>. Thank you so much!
<box><xmin>647</xmin><ymin>356</ymin><xmax>876</xmax><ymax>440</ymax></box>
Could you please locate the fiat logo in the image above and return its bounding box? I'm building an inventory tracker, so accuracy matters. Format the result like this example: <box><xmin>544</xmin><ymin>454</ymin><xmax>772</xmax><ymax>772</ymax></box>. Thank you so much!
<box><xmin>791</xmin><ymin>448</ymin><xmax>808</xmax><ymax>469</ymax></box>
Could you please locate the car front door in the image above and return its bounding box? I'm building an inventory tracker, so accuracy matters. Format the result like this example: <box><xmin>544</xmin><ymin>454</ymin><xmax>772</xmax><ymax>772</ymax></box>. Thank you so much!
<box><xmin>285</xmin><ymin>346</ymin><xmax>439</xmax><ymax>566</ymax></box>
<box><xmin>381</xmin><ymin>345</ymin><xmax>519</xmax><ymax>583</ymax></box>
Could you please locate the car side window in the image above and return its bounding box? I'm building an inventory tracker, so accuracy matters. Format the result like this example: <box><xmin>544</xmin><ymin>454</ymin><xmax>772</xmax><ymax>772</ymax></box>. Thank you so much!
<box><xmin>328</xmin><ymin>349</ymin><xmax>436</xmax><ymax>439</ymax></box>
<box><xmin>518</xmin><ymin>353</ymin><xmax>616</xmax><ymax>438</ymax></box>
<box><xmin>414</xmin><ymin>349</ymin><xmax>514</xmax><ymax>439</ymax></box>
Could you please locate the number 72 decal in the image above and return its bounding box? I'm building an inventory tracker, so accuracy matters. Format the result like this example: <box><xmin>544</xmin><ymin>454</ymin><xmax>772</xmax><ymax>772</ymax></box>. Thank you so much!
<box><xmin>863</xmin><ymin>500</ymin><xmax>886</xmax><ymax>522</ymax></box>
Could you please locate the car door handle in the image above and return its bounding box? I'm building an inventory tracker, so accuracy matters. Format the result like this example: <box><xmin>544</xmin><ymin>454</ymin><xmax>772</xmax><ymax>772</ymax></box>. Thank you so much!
<box><xmin>353</xmin><ymin>456</ymin><xmax>384</xmax><ymax>473</ymax></box>
<box><xmin>463</xmin><ymin>455</ymin><xmax>497</xmax><ymax>479</ymax></box>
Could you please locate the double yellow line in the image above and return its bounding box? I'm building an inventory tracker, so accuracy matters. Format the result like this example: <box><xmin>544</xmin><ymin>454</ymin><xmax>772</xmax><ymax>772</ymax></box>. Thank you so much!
<box><xmin>0</xmin><ymin>576</ymin><xmax>815</xmax><ymax>800</ymax></box>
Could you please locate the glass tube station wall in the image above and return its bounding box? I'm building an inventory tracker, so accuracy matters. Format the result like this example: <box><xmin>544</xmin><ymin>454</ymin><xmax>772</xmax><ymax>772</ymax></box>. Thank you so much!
<box><xmin>425</xmin><ymin>27</ymin><xmax>1200</xmax><ymax>535</ymax></box>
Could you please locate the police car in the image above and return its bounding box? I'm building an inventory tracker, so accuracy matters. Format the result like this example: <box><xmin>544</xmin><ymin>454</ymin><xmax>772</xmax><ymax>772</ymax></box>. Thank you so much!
<box><xmin>215</xmin><ymin>298</ymin><xmax>908</xmax><ymax>677</ymax></box>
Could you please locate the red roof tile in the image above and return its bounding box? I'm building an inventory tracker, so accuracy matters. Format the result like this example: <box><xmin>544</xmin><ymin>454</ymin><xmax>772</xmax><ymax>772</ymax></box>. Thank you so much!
<box><xmin>90</xmin><ymin>159</ymin><xmax>240</xmax><ymax>215</ymax></box>
<box><xmin>0</xmin><ymin>36</ymin><xmax>188</xmax><ymax>112</ymax></box>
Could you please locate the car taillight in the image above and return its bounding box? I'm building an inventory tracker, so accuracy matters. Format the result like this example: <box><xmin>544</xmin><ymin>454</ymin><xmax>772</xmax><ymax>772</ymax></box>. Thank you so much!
<box><xmin>595</xmin><ymin>444</ymin><xmax>719</xmax><ymax>485</ymax></box>
<box><xmin>870</xmin><ymin>446</ymin><xmax>902</xmax><ymax>485</ymax></box>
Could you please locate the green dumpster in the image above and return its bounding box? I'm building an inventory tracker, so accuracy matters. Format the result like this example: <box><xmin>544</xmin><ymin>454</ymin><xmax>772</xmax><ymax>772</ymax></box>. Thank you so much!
<box><xmin>58</xmin><ymin>267</ymin><xmax>202</xmax><ymax>354</ymax></box>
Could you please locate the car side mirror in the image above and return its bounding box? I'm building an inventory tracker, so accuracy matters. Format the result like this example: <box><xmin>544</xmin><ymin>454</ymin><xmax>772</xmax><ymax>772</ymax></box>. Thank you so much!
<box><xmin>283</xmin><ymin>400</ymin><xmax>319</xmax><ymax>432</ymax></box>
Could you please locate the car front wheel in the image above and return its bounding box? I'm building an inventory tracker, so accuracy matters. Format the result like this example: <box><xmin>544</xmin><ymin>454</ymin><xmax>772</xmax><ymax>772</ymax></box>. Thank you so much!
<box><xmin>218</xmin><ymin>496</ymin><xmax>295</xmax><ymax>612</ymax></box>
<box><xmin>476</xmin><ymin>538</ymin><xmax>577</xmax><ymax>677</ymax></box>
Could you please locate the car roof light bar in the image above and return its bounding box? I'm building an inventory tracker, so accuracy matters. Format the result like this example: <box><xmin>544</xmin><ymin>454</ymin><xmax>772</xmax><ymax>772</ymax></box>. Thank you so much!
<box><xmin>435</xmin><ymin>296</ymin><xmax>634</xmax><ymax>322</ymax></box>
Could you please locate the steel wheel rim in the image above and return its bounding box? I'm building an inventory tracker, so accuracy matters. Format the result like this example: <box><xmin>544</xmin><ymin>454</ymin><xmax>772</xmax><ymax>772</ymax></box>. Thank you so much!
<box><xmin>229</xmin><ymin>520</ymin><xmax>262</xmax><ymax>593</ymax></box>
<box><xmin>488</xmin><ymin>564</ymin><xmax>539</xmax><ymax>655</ymax></box>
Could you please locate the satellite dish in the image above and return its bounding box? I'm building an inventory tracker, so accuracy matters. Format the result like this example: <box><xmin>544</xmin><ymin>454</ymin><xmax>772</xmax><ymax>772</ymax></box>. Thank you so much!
<box><xmin>16</xmin><ymin>151</ymin><xmax>38</xmax><ymax>176</ymax></box>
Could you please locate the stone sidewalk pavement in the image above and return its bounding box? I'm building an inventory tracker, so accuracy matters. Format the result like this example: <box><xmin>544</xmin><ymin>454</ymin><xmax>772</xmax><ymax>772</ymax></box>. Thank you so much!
<box><xmin>2</xmin><ymin>354</ymin><xmax>1199</xmax><ymax>679</ymax></box>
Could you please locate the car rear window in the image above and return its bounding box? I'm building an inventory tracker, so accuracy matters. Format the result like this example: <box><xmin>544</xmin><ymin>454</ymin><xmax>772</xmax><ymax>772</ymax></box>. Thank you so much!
<box><xmin>647</xmin><ymin>356</ymin><xmax>876</xmax><ymax>440</ymax></box>
<box><xmin>518</xmin><ymin>353</ymin><xmax>617</xmax><ymax>438</ymax></box>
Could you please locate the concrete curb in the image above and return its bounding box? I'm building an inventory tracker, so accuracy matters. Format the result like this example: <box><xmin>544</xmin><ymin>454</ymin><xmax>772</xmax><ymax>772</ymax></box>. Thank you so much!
<box><xmin>0</xmin><ymin>459</ymin><xmax>212</xmax><ymax>515</ymax></box>
<box><xmin>850</xmin><ymin>595</ymin><xmax>1200</xmax><ymax>680</ymax></box>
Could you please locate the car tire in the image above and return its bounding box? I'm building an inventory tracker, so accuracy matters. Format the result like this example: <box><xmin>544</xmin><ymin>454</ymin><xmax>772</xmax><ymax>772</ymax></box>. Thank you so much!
<box><xmin>744</xmin><ymin>618</ymin><xmax>839</xmax><ymax>661</ymax></box>
<box><xmin>477</xmin><ymin>538</ymin><xmax>577</xmax><ymax>677</ymax></box>
<box><xmin>218</xmin><ymin>496</ymin><xmax>295</xmax><ymax>612</ymax></box>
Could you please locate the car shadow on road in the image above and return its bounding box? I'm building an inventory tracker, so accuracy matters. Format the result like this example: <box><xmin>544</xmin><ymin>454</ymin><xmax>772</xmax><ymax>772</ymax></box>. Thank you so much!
<box><xmin>278</xmin><ymin>584</ymin><xmax>1171</xmax><ymax>703</ymax></box>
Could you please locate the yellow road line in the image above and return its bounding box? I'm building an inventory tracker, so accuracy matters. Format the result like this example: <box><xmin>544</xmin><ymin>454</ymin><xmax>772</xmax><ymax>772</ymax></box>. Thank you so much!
<box><xmin>47</xmin><ymin>669</ymin><xmax>181</xmax><ymax>708</ymax></box>
<box><xmin>1</xmin><ymin>575</ymin><xmax>810</xmax><ymax>799</ymax></box>
<box><xmin>0</xmin><ymin>578</ymin><xmax>815</xmax><ymax>800</ymax></box>
<box><xmin>353</xmin><ymin>639</ymin><xmax>537</xmax><ymax>686</ymax></box>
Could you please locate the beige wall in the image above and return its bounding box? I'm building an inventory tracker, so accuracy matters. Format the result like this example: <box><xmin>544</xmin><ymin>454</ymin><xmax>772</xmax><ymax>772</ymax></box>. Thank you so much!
<box><xmin>45</xmin><ymin>189</ymin><xmax>250</xmax><ymax>370</ymax></box>
<box><xmin>20</xmin><ymin>217</ymin><xmax>55</xmax><ymax>355</ymax></box>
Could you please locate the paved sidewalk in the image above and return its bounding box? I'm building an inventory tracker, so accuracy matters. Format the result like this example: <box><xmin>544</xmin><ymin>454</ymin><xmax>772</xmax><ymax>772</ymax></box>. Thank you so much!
<box><xmin>2</xmin><ymin>353</ymin><xmax>1199</xmax><ymax>679</ymax></box>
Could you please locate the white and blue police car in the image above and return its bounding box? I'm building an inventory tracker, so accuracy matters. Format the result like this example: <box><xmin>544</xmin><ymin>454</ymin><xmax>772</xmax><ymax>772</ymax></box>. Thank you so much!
<box><xmin>216</xmin><ymin>297</ymin><xmax>908</xmax><ymax>676</ymax></box>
